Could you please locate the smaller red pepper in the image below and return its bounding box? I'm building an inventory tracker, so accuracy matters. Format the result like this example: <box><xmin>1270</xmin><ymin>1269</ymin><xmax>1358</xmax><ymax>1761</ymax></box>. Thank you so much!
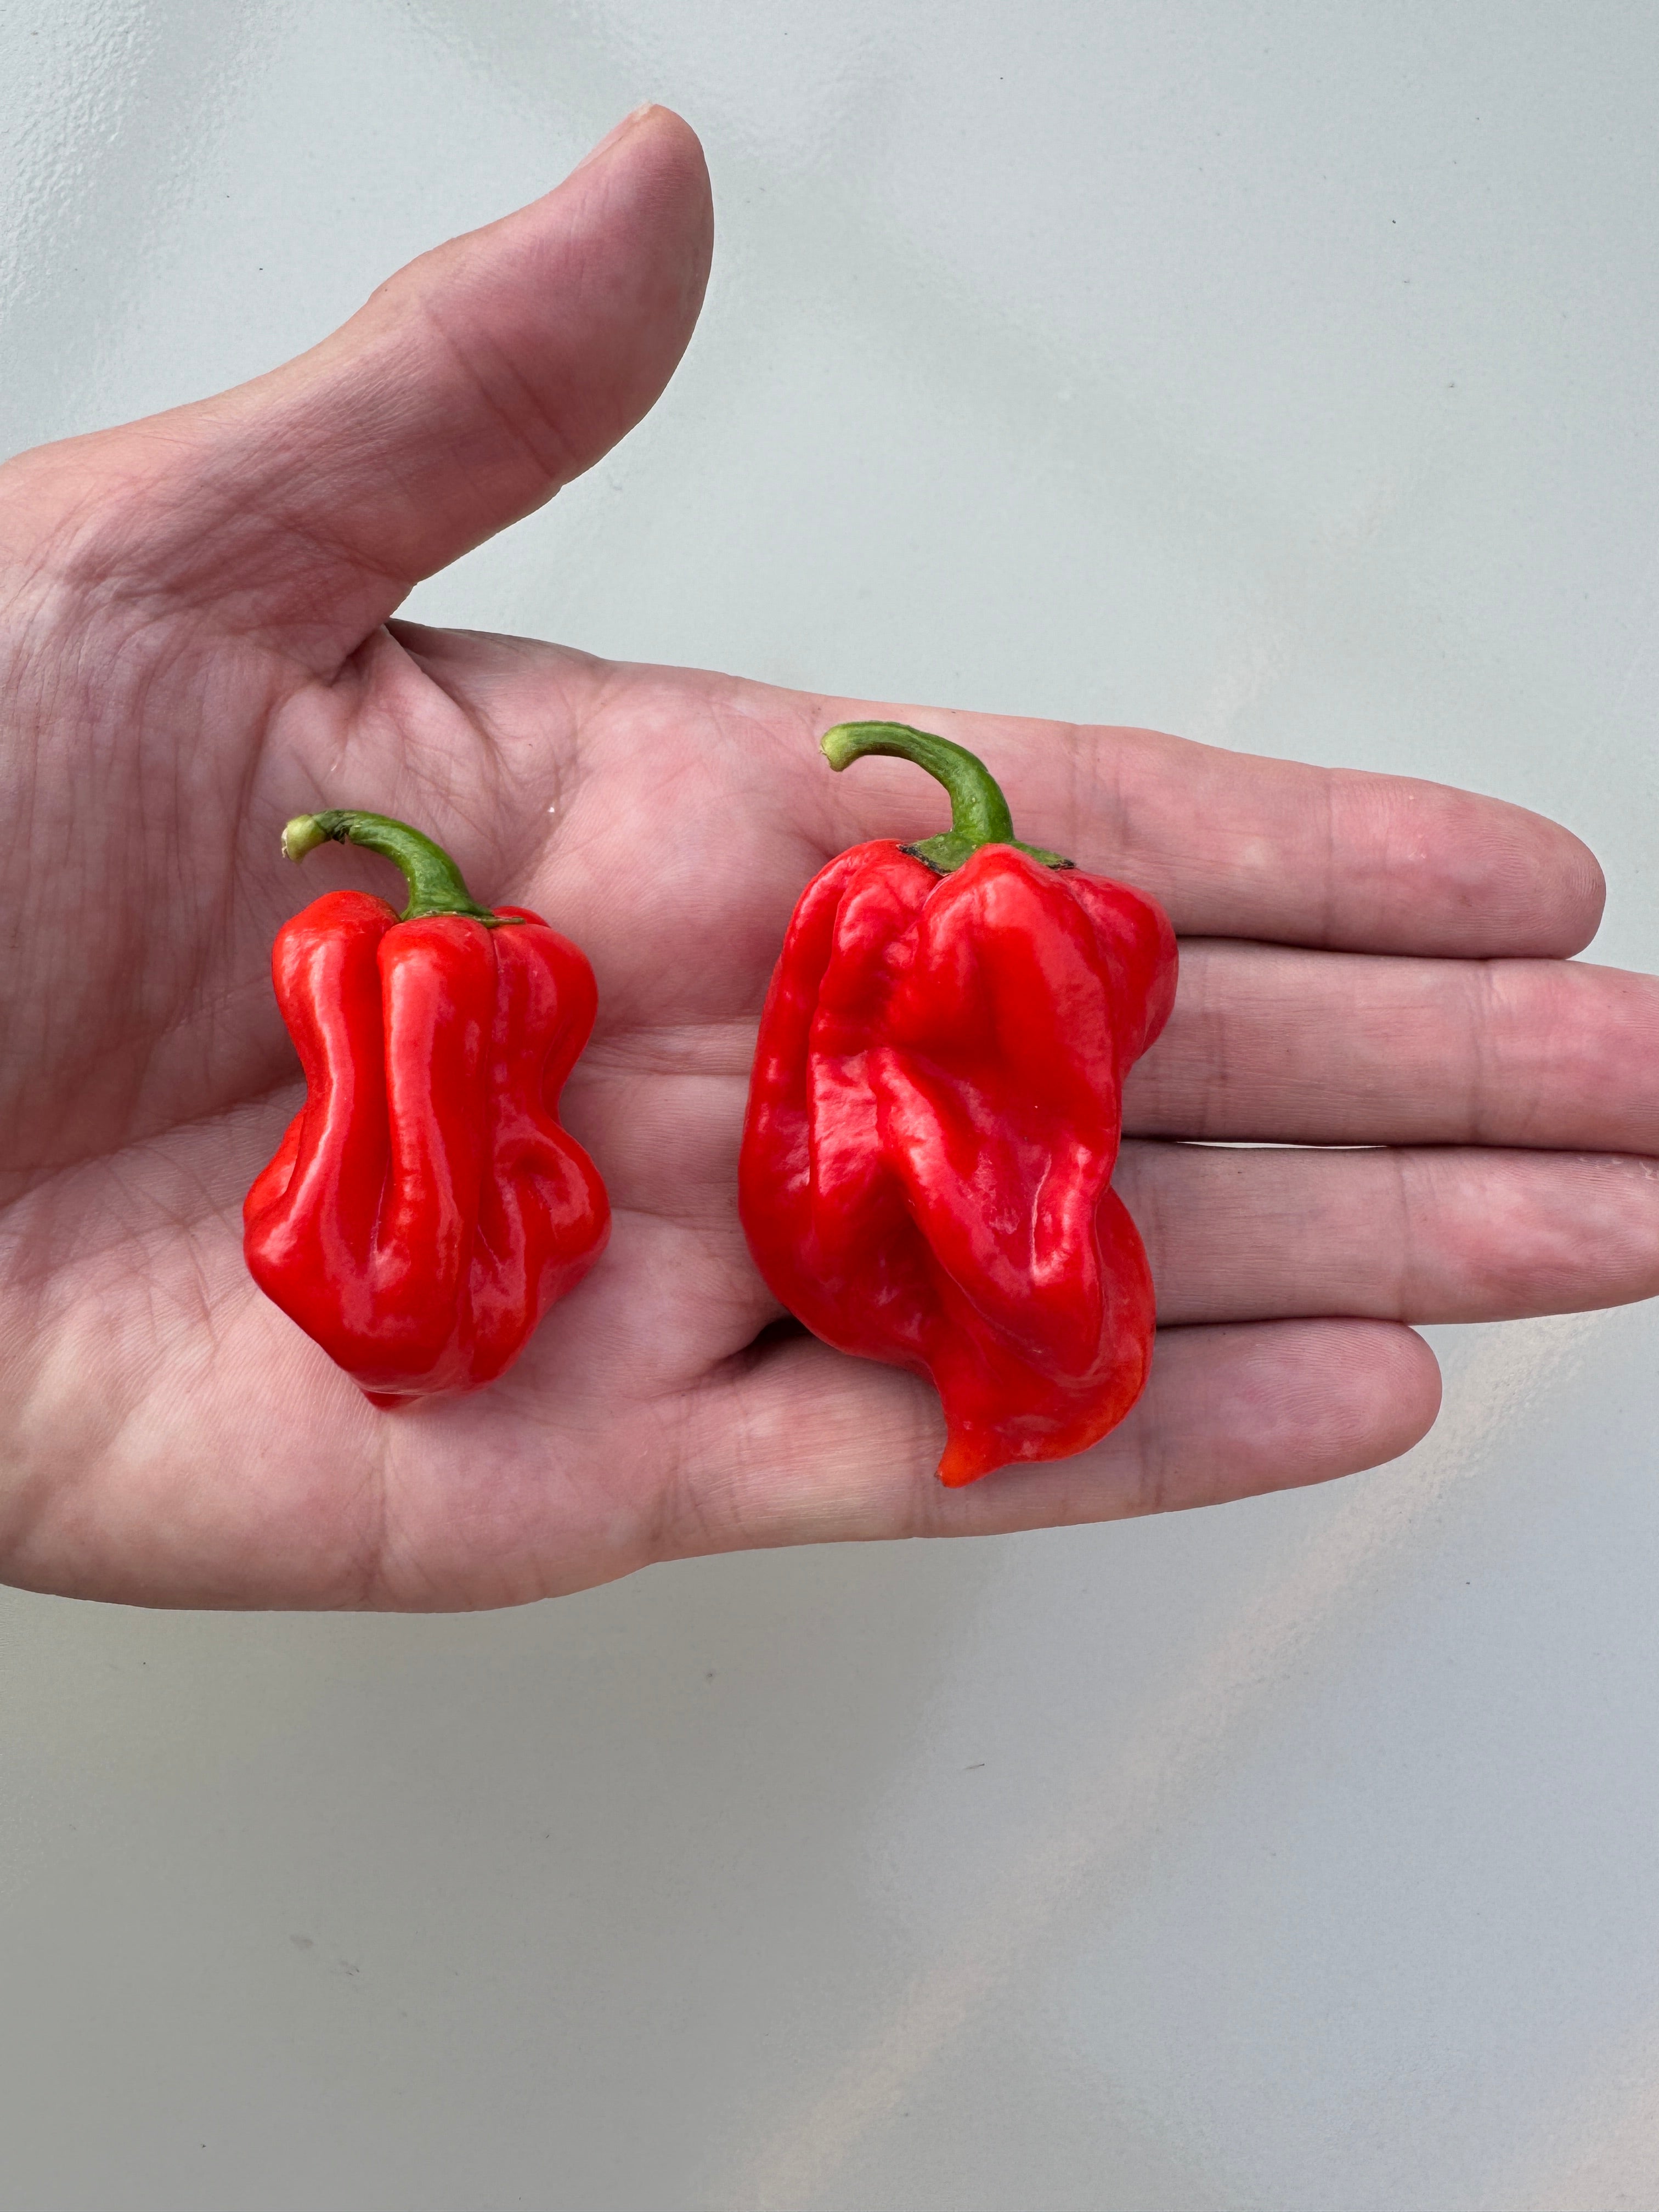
<box><xmin>244</xmin><ymin>810</ymin><xmax>609</xmax><ymax>1406</ymax></box>
<box><xmin>740</xmin><ymin>725</ymin><xmax>1177</xmax><ymax>1485</ymax></box>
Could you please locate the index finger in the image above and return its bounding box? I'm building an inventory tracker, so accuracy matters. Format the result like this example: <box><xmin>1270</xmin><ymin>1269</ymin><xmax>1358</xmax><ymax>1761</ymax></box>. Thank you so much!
<box><xmin>808</xmin><ymin>703</ymin><xmax>1605</xmax><ymax>960</ymax></box>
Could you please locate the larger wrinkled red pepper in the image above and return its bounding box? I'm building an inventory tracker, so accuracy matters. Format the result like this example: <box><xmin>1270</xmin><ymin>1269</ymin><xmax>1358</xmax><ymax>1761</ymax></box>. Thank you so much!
<box><xmin>244</xmin><ymin>810</ymin><xmax>609</xmax><ymax>1405</ymax></box>
<box><xmin>740</xmin><ymin>724</ymin><xmax>1177</xmax><ymax>1485</ymax></box>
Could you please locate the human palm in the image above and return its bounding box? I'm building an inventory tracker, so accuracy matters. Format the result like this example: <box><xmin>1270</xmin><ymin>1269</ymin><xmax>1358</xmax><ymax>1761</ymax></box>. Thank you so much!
<box><xmin>3</xmin><ymin>108</ymin><xmax>1656</xmax><ymax>1610</ymax></box>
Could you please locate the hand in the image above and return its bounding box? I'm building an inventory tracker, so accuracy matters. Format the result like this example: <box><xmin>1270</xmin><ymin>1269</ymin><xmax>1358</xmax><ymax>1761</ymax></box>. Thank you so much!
<box><xmin>2</xmin><ymin>108</ymin><xmax>1653</xmax><ymax>1609</ymax></box>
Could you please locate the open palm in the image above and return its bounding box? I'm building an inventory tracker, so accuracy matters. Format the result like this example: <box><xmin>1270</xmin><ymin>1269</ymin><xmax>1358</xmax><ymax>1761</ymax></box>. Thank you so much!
<box><xmin>3</xmin><ymin>107</ymin><xmax>1655</xmax><ymax>1610</ymax></box>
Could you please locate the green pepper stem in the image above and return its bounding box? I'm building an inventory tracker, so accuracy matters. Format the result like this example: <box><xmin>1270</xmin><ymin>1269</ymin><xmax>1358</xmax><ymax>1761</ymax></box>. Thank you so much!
<box><xmin>819</xmin><ymin>723</ymin><xmax>1072</xmax><ymax>874</ymax></box>
<box><xmin>281</xmin><ymin>810</ymin><xmax>510</xmax><ymax>924</ymax></box>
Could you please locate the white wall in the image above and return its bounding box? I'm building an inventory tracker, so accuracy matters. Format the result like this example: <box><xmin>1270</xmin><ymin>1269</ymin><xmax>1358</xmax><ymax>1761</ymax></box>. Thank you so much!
<box><xmin>3</xmin><ymin>3</ymin><xmax>1657</xmax><ymax>2205</ymax></box>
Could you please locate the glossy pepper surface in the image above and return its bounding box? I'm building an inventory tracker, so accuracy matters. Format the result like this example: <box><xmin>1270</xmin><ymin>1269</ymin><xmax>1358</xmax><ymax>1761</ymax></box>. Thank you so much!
<box><xmin>244</xmin><ymin>810</ymin><xmax>609</xmax><ymax>1405</ymax></box>
<box><xmin>740</xmin><ymin>725</ymin><xmax>1177</xmax><ymax>1485</ymax></box>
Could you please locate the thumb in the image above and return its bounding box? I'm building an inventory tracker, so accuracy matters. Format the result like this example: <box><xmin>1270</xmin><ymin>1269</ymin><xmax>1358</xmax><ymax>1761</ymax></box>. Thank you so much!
<box><xmin>20</xmin><ymin>105</ymin><xmax>713</xmax><ymax>670</ymax></box>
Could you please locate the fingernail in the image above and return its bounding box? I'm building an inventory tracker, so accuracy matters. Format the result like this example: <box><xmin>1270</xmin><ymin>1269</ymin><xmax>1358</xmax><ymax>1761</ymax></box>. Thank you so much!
<box><xmin>572</xmin><ymin>104</ymin><xmax>658</xmax><ymax>176</ymax></box>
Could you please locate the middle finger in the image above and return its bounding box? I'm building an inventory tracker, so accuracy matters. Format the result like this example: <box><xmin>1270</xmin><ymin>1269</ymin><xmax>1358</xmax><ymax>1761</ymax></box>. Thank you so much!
<box><xmin>1128</xmin><ymin>942</ymin><xmax>1659</xmax><ymax>1151</ymax></box>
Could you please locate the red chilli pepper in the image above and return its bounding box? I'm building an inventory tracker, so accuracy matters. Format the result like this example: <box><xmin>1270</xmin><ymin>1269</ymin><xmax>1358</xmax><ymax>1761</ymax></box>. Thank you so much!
<box><xmin>244</xmin><ymin>810</ymin><xmax>610</xmax><ymax>1406</ymax></box>
<box><xmin>740</xmin><ymin>724</ymin><xmax>1177</xmax><ymax>1486</ymax></box>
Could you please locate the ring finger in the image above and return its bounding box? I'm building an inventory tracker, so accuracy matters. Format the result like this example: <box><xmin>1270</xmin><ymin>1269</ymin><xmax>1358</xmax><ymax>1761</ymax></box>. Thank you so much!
<box><xmin>1121</xmin><ymin>1138</ymin><xmax>1659</xmax><ymax>1325</ymax></box>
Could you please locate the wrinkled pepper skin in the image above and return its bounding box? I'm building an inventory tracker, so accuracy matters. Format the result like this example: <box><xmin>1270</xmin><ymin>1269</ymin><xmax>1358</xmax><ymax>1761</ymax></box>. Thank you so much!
<box><xmin>740</xmin><ymin>733</ymin><xmax>1177</xmax><ymax>1486</ymax></box>
<box><xmin>245</xmin><ymin>872</ymin><xmax>608</xmax><ymax>1405</ymax></box>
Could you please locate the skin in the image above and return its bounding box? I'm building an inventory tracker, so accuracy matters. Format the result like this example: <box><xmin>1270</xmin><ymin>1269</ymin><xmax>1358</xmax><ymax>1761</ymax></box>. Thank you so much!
<box><xmin>1</xmin><ymin>106</ymin><xmax>1656</xmax><ymax>1611</ymax></box>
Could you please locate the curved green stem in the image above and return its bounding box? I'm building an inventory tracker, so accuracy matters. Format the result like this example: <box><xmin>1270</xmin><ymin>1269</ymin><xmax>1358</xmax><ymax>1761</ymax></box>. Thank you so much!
<box><xmin>281</xmin><ymin>810</ymin><xmax>511</xmax><ymax>924</ymax></box>
<box><xmin>819</xmin><ymin>723</ymin><xmax>1072</xmax><ymax>874</ymax></box>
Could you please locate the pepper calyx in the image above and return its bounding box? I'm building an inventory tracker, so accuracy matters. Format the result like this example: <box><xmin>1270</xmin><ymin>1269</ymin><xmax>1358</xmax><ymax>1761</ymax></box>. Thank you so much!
<box><xmin>818</xmin><ymin>722</ymin><xmax>1073</xmax><ymax>874</ymax></box>
<box><xmin>280</xmin><ymin>810</ymin><xmax>522</xmax><ymax>926</ymax></box>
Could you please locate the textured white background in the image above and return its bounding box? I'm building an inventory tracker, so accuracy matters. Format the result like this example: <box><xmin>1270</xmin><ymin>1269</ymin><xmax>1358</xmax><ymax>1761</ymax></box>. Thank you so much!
<box><xmin>4</xmin><ymin>3</ymin><xmax>1659</xmax><ymax>2206</ymax></box>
